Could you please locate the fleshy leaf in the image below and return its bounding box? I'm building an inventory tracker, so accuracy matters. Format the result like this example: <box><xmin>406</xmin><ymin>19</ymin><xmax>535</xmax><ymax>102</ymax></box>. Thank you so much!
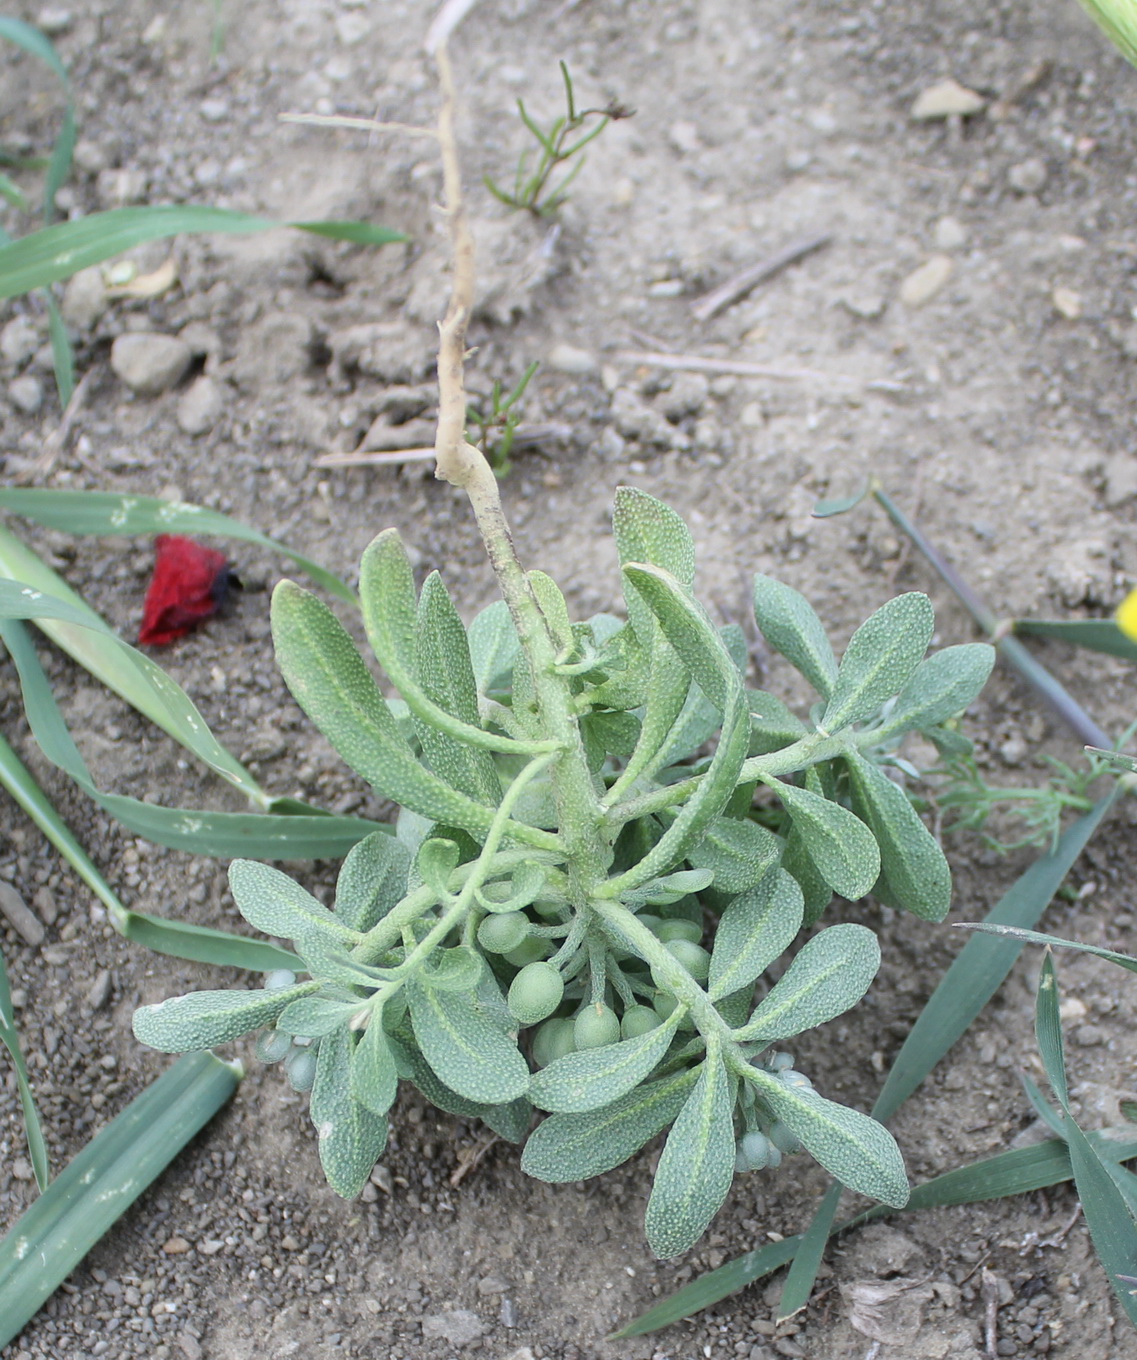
<box><xmin>708</xmin><ymin>868</ymin><xmax>804</xmax><ymax>1004</ymax></box>
<box><xmin>751</xmin><ymin>575</ymin><xmax>838</xmax><ymax>698</ymax></box>
<box><xmin>528</xmin><ymin>1008</ymin><xmax>682</xmax><ymax>1113</ymax></box>
<box><xmin>822</xmin><ymin>593</ymin><xmax>934</xmax><ymax>731</ymax></box>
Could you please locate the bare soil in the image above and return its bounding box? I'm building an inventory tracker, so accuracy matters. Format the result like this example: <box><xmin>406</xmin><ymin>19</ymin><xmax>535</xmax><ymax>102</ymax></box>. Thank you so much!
<box><xmin>3</xmin><ymin>2</ymin><xmax>1137</xmax><ymax>1358</ymax></box>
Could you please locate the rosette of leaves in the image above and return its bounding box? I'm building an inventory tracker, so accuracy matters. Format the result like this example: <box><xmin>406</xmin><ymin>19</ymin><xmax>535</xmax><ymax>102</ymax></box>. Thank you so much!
<box><xmin>133</xmin><ymin>488</ymin><xmax>994</xmax><ymax>1258</ymax></box>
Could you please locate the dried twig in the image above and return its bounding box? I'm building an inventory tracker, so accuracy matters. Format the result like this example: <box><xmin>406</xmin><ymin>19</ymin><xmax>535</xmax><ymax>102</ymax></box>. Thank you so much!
<box><xmin>315</xmin><ymin>447</ymin><xmax>438</xmax><ymax>468</ymax></box>
<box><xmin>14</xmin><ymin>368</ymin><xmax>96</xmax><ymax>485</ymax></box>
<box><xmin>449</xmin><ymin>1134</ymin><xmax>500</xmax><ymax>1188</ymax></box>
<box><xmin>980</xmin><ymin>1267</ymin><xmax>1001</xmax><ymax>1360</ymax></box>
<box><xmin>280</xmin><ymin>112</ymin><xmax>437</xmax><ymax>139</ymax></box>
<box><xmin>616</xmin><ymin>349</ymin><xmax>904</xmax><ymax>393</ymax></box>
<box><xmin>691</xmin><ymin>232</ymin><xmax>832</xmax><ymax>323</ymax></box>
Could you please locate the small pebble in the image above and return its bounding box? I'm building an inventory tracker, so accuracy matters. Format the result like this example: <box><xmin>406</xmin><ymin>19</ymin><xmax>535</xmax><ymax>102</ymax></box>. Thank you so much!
<box><xmin>546</xmin><ymin>343</ymin><xmax>597</xmax><ymax>376</ymax></box>
<box><xmin>668</xmin><ymin>120</ymin><xmax>702</xmax><ymax>155</ymax></box>
<box><xmin>1051</xmin><ymin>286</ymin><xmax>1082</xmax><ymax>319</ymax></box>
<box><xmin>899</xmin><ymin>254</ymin><xmax>953</xmax><ymax>306</ymax></box>
<box><xmin>34</xmin><ymin>7</ymin><xmax>71</xmax><ymax>35</ymax></box>
<box><xmin>934</xmin><ymin>215</ymin><xmax>968</xmax><ymax>250</ymax></box>
<box><xmin>12</xmin><ymin>1157</ymin><xmax>33</xmax><ymax>1181</ymax></box>
<box><xmin>1008</xmin><ymin>157</ymin><xmax>1048</xmax><ymax>194</ymax></box>
<box><xmin>1074</xmin><ymin>1024</ymin><xmax>1107</xmax><ymax>1047</ymax></box>
<box><xmin>176</xmin><ymin>375</ymin><xmax>224</xmax><ymax>436</ymax></box>
<box><xmin>86</xmin><ymin>970</ymin><xmax>113</xmax><ymax>1011</ymax></box>
<box><xmin>911</xmin><ymin>78</ymin><xmax>985</xmax><ymax>119</ymax></box>
<box><xmin>61</xmin><ymin>267</ymin><xmax>108</xmax><ymax>331</ymax></box>
<box><xmin>1103</xmin><ymin>453</ymin><xmax>1137</xmax><ymax>508</ymax></box>
<box><xmin>1</xmin><ymin>316</ymin><xmax>40</xmax><ymax>367</ymax></box>
<box><xmin>0</xmin><ymin>882</ymin><xmax>44</xmax><ymax>946</ymax></box>
<box><xmin>9</xmin><ymin>374</ymin><xmax>44</xmax><ymax>415</ymax></box>
<box><xmin>111</xmin><ymin>333</ymin><xmax>193</xmax><ymax>395</ymax></box>
<box><xmin>162</xmin><ymin>1237</ymin><xmax>191</xmax><ymax>1254</ymax></box>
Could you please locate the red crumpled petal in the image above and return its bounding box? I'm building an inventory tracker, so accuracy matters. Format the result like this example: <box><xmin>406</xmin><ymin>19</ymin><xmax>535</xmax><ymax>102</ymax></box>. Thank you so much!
<box><xmin>139</xmin><ymin>534</ymin><xmax>233</xmax><ymax>647</ymax></box>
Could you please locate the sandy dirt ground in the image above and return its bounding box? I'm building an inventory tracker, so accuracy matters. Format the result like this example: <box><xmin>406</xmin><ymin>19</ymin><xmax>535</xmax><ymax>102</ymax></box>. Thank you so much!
<box><xmin>3</xmin><ymin>1</ymin><xmax>1137</xmax><ymax>1357</ymax></box>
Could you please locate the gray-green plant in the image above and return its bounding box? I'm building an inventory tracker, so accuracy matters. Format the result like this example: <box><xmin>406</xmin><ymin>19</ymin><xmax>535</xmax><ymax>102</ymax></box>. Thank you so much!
<box><xmin>484</xmin><ymin>60</ymin><xmax>631</xmax><ymax>217</ymax></box>
<box><xmin>465</xmin><ymin>360</ymin><xmax>539</xmax><ymax>473</ymax></box>
<box><xmin>133</xmin><ymin>484</ymin><xmax>994</xmax><ymax>1257</ymax></box>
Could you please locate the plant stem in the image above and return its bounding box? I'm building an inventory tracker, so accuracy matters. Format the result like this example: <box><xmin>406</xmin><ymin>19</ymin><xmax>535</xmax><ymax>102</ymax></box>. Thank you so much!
<box><xmin>872</xmin><ymin>486</ymin><xmax>1112</xmax><ymax>751</ymax></box>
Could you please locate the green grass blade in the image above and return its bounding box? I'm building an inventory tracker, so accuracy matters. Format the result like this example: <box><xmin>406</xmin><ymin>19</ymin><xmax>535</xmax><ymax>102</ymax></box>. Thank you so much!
<box><xmin>776</xmin><ymin>1179</ymin><xmax>841</xmax><ymax>1321</ymax></box>
<box><xmin>1065</xmin><ymin>1119</ymin><xmax>1137</xmax><ymax>1328</ymax></box>
<box><xmin>43</xmin><ymin>102</ymin><xmax>74</xmax><ymax>223</ymax></box>
<box><xmin>0</xmin><ymin>531</ymin><xmax>266</xmax><ymax>804</ymax></box>
<box><xmin>1075</xmin><ymin>0</ymin><xmax>1137</xmax><ymax>67</ymax></box>
<box><xmin>1034</xmin><ymin>953</ymin><xmax>1069</xmax><ymax>1108</ymax></box>
<box><xmin>0</xmin><ymin>945</ymin><xmax>49</xmax><ymax>1190</ymax></box>
<box><xmin>873</xmin><ymin>793</ymin><xmax>1115</xmax><ymax>1122</ymax></box>
<box><xmin>43</xmin><ymin>292</ymin><xmax>73</xmax><ymax>405</ymax></box>
<box><xmin>0</xmin><ymin>488</ymin><xmax>355</xmax><ymax>605</ymax></box>
<box><xmin>0</xmin><ymin>19</ymin><xmax>74</xmax><ymax>224</ymax></box>
<box><xmin>0</xmin><ymin>1052</ymin><xmax>241</xmax><ymax>1344</ymax></box>
<box><xmin>1</xmin><ymin>613</ymin><xmax>380</xmax><ymax>861</ymax></box>
<box><xmin>116</xmin><ymin>914</ymin><xmax>298</xmax><ymax>971</ymax></box>
<box><xmin>0</xmin><ymin>172</ymin><xmax>27</xmax><ymax>211</ymax></box>
<box><xmin>1014</xmin><ymin>618</ymin><xmax>1137</xmax><ymax>662</ymax></box>
<box><xmin>957</xmin><ymin>922</ymin><xmax>1137</xmax><ymax>974</ymax></box>
<box><xmin>615</xmin><ymin>1129</ymin><xmax>1137</xmax><ymax>1336</ymax></box>
<box><xmin>0</xmin><ymin>206</ymin><xmax>406</xmax><ymax>299</ymax></box>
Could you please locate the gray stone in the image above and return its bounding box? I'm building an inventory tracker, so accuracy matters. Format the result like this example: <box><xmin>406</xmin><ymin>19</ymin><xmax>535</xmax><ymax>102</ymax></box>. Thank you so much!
<box><xmin>1</xmin><ymin>316</ymin><xmax>40</xmax><ymax>367</ymax></box>
<box><xmin>899</xmin><ymin>254</ymin><xmax>953</xmax><ymax>307</ymax></box>
<box><xmin>9</xmin><ymin>374</ymin><xmax>44</xmax><ymax>415</ymax></box>
<box><xmin>176</xmin><ymin>376</ymin><xmax>224</xmax><ymax>435</ymax></box>
<box><xmin>934</xmin><ymin>215</ymin><xmax>968</xmax><ymax>250</ymax></box>
<box><xmin>61</xmin><ymin>267</ymin><xmax>108</xmax><ymax>332</ymax></box>
<box><xmin>420</xmin><ymin>1309</ymin><xmax>486</xmax><ymax>1346</ymax></box>
<box><xmin>1104</xmin><ymin>453</ymin><xmax>1137</xmax><ymax>508</ymax></box>
<box><xmin>659</xmin><ymin>371</ymin><xmax>708</xmax><ymax>421</ymax></box>
<box><xmin>546</xmin><ymin>342</ymin><xmax>597</xmax><ymax>375</ymax></box>
<box><xmin>111</xmin><ymin>332</ymin><xmax>193</xmax><ymax>395</ymax></box>
<box><xmin>1008</xmin><ymin>158</ymin><xmax>1048</xmax><ymax>194</ymax></box>
<box><xmin>86</xmin><ymin>970</ymin><xmax>113</xmax><ymax>1011</ymax></box>
<box><xmin>35</xmin><ymin>6</ymin><xmax>72</xmax><ymax>34</ymax></box>
<box><xmin>910</xmin><ymin>78</ymin><xmax>984</xmax><ymax>119</ymax></box>
<box><xmin>0</xmin><ymin>881</ymin><xmax>44</xmax><ymax>945</ymax></box>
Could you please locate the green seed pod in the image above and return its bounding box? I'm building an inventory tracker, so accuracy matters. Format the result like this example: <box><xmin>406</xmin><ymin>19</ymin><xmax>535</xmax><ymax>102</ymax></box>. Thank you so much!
<box><xmin>663</xmin><ymin>938</ymin><xmax>711</xmax><ymax>983</ymax></box>
<box><xmin>737</xmin><ymin>1130</ymin><xmax>772</xmax><ymax>1172</ymax></box>
<box><xmin>263</xmin><ymin>969</ymin><xmax>298</xmax><ymax>991</ymax></box>
<box><xmin>620</xmin><ymin>1005</ymin><xmax>663</xmax><ymax>1039</ymax></box>
<box><xmin>285</xmin><ymin>1046</ymin><xmax>318</xmax><ymax>1092</ymax></box>
<box><xmin>477</xmin><ymin>911</ymin><xmax>531</xmax><ymax>955</ymax></box>
<box><xmin>503</xmin><ymin>936</ymin><xmax>553</xmax><ymax>969</ymax></box>
<box><xmin>655</xmin><ymin>918</ymin><xmax>702</xmax><ymax>945</ymax></box>
<box><xmin>255</xmin><ymin>1028</ymin><xmax>293</xmax><ymax>1065</ymax></box>
<box><xmin>574</xmin><ymin>1003</ymin><xmax>620</xmax><ymax>1050</ymax></box>
<box><xmin>778</xmin><ymin>1069</ymin><xmax>813</xmax><ymax>1091</ymax></box>
<box><xmin>768</xmin><ymin>1120</ymin><xmax>802</xmax><ymax>1155</ymax></box>
<box><xmin>532</xmin><ymin>1016</ymin><xmax>576</xmax><ymax>1067</ymax></box>
<box><xmin>508</xmin><ymin>961</ymin><xmax>565</xmax><ymax>1025</ymax></box>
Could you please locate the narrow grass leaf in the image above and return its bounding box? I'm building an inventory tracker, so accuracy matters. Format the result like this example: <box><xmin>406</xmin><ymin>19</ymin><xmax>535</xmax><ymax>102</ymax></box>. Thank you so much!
<box><xmin>529</xmin><ymin>1008</ymin><xmax>682</xmax><ymax>1113</ymax></box>
<box><xmin>523</xmin><ymin>1068</ymin><xmax>698</xmax><ymax>1182</ymax></box>
<box><xmin>736</xmin><ymin>923</ymin><xmax>880</xmax><ymax>1043</ymax></box>
<box><xmin>0</xmin><ymin>1052</ymin><xmax>239</xmax><ymax>1345</ymax></box>
<box><xmin>0</xmin><ymin>535</ymin><xmax>264</xmax><ymax>802</ymax></box>
<box><xmin>1066</xmin><ymin>1117</ymin><xmax>1137</xmax><ymax>1328</ymax></box>
<box><xmin>644</xmin><ymin>1052</ymin><xmax>736</xmax><ymax>1258</ymax></box>
<box><xmin>617</xmin><ymin>1130</ymin><xmax>1137</xmax><ymax>1336</ymax></box>
<box><xmin>1013</xmin><ymin>618</ymin><xmax>1137</xmax><ymax>661</ymax></box>
<box><xmin>43</xmin><ymin>293</ymin><xmax>73</xmax><ymax>405</ymax></box>
<box><xmin>752</xmin><ymin>575</ymin><xmax>838</xmax><ymax>698</ymax></box>
<box><xmin>822</xmin><ymin>593</ymin><xmax>934</xmax><ymax>732</ymax></box>
<box><xmin>0</xmin><ymin>488</ymin><xmax>355</xmax><ymax>603</ymax></box>
<box><xmin>777</xmin><ymin>1180</ymin><xmax>842</xmax><ymax>1322</ymax></box>
<box><xmin>873</xmin><ymin>794</ymin><xmax>1116</xmax><ymax>1122</ymax></box>
<box><xmin>811</xmin><ymin>483</ymin><xmax>873</xmax><ymax>517</ymax></box>
<box><xmin>0</xmin><ymin>205</ymin><xmax>404</xmax><ymax>299</ymax></box>
<box><xmin>957</xmin><ymin>923</ymin><xmax>1137</xmax><ymax>974</ymax></box>
<box><xmin>1035</xmin><ymin>953</ymin><xmax>1069</xmax><ymax>1114</ymax></box>
<box><xmin>0</xmin><ymin>946</ymin><xmax>48</xmax><ymax>1190</ymax></box>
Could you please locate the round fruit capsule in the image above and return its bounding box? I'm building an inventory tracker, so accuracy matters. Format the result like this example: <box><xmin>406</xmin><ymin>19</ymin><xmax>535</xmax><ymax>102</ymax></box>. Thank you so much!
<box><xmin>508</xmin><ymin>961</ymin><xmax>564</xmax><ymax>1025</ymax></box>
<box><xmin>778</xmin><ymin>1069</ymin><xmax>813</xmax><ymax>1090</ymax></box>
<box><xmin>768</xmin><ymin>1120</ymin><xmax>802</xmax><ymax>1155</ymax></box>
<box><xmin>285</xmin><ymin>1046</ymin><xmax>318</xmax><ymax>1093</ymax></box>
<box><xmin>255</xmin><ymin>1028</ymin><xmax>292</xmax><ymax>1064</ymax></box>
<box><xmin>477</xmin><ymin>911</ymin><xmax>530</xmax><ymax>955</ymax></box>
<box><xmin>503</xmin><ymin>936</ymin><xmax>553</xmax><ymax>969</ymax></box>
<box><xmin>574</xmin><ymin>1003</ymin><xmax>621</xmax><ymax>1050</ymax></box>
<box><xmin>621</xmin><ymin>1005</ymin><xmax>663</xmax><ymax>1039</ymax></box>
<box><xmin>737</xmin><ymin>1130</ymin><xmax>772</xmax><ymax>1171</ymax></box>
<box><xmin>532</xmin><ymin>1016</ymin><xmax>576</xmax><ymax>1067</ymax></box>
<box><xmin>663</xmin><ymin>938</ymin><xmax>711</xmax><ymax>982</ymax></box>
<box><xmin>655</xmin><ymin>918</ymin><xmax>702</xmax><ymax>945</ymax></box>
<box><xmin>263</xmin><ymin>969</ymin><xmax>297</xmax><ymax>991</ymax></box>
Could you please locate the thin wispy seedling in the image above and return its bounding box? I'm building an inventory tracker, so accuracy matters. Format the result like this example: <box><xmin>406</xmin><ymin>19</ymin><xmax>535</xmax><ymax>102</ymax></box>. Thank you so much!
<box><xmin>484</xmin><ymin>60</ymin><xmax>631</xmax><ymax>217</ymax></box>
<box><xmin>466</xmin><ymin>360</ymin><xmax>539</xmax><ymax>473</ymax></box>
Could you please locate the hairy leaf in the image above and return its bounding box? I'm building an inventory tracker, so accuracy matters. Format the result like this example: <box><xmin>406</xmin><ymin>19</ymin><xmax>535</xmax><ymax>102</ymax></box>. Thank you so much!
<box><xmin>822</xmin><ymin>593</ymin><xmax>934</xmax><ymax>731</ymax></box>
<box><xmin>769</xmin><ymin>779</ymin><xmax>879</xmax><ymax>901</ymax></box>
<box><xmin>310</xmin><ymin>1027</ymin><xmax>388</xmax><ymax>1198</ymax></box>
<box><xmin>406</xmin><ymin>979</ymin><xmax>529</xmax><ymax>1104</ymax></box>
<box><xmin>708</xmin><ymin>868</ymin><xmax>803</xmax><ymax>1003</ymax></box>
<box><xmin>872</xmin><ymin>643</ymin><xmax>995</xmax><ymax>740</ymax></box>
<box><xmin>752</xmin><ymin>575</ymin><xmax>837</xmax><ymax>698</ymax></box>
<box><xmin>334</xmin><ymin>832</ymin><xmax>411</xmax><ymax>931</ymax></box>
<box><xmin>528</xmin><ymin>1008</ymin><xmax>682</xmax><ymax>1113</ymax></box>
<box><xmin>133</xmin><ymin>983</ymin><xmax>318</xmax><ymax>1052</ymax></box>
<box><xmin>229</xmin><ymin>859</ymin><xmax>359</xmax><ymax>946</ymax></box>
<box><xmin>686</xmin><ymin>816</ymin><xmax>782</xmax><ymax>894</ymax></box>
